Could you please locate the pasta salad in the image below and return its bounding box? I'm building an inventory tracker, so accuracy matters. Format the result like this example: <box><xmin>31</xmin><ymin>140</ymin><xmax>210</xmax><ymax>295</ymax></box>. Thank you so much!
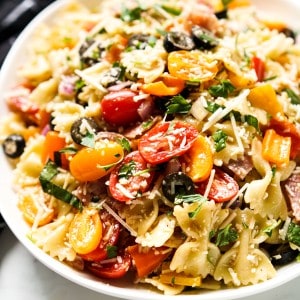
<box><xmin>1</xmin><ymin>0</ymin><xmax>300</xmax><ymax>295</ymax></box>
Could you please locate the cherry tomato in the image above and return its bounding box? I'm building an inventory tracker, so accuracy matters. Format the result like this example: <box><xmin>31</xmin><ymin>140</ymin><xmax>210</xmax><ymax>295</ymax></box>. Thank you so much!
<box><xmin>69</xmin><ymin>140</ymin><xmax>124</xmax><ymax>182</ymax></box>
<box><xmin>252</xmin><ymin>56</ymin><xmax>265</xmax><ymax>82</ymax></box>
<box><xmin>167</xmin><ymin>50</ymin><xmax>218</xmax><ymax>81</ymax></box>
<box><xmin>196</xmin><ymin>168</ymin><xmax>239</xmax><ymax>202</ymax></box>
<box><xmin>138</xmin><ymin>121</ymin><xmax>198</xmax><ymax>164</ymax></box>
<box><xmin>80</xmin><ymin>211</ymin><xmax>121</xmax><ymax>261</ymax></box>
<box><xmin>109</xmin><ymin>151</ymin><xmax>155</xmax><ymax>202</ymax></box>
<box><xmin>101</xmin><ymin>89</ymin><xmax>144</xmax><ymax>126</ymax></box>
<box><xmin>69</xmin><ymin>208</ymin><xmax>103</xmax><ymax>255</ymax></box>
<box><xmin>86</xmin><ymin>252</ymin><xmax>131</xmax><ymax>279</ymax></box>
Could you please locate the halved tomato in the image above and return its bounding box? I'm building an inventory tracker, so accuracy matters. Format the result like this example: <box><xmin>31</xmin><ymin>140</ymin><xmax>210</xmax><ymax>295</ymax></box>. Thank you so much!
<box><xmin>109</xmin><ymin>150</ymin><xmax>155</xmax><ymax>202</ymax></box>
<box><xmin>196</xmin><ymin>168</ymin><xmax>239</xmax><ymax>202</ymax></box>
<box><xmin>138</xmin><ymin>121</ymin><xmax>198</xmax><ymax>164</ymax></box>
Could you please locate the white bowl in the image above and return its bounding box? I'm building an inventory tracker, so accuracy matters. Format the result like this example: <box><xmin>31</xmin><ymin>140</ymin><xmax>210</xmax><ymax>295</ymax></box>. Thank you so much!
<box><xmin>0</xmin><ymin>1</ymin><xmax>299</xmax><ymax>299</ymax></box>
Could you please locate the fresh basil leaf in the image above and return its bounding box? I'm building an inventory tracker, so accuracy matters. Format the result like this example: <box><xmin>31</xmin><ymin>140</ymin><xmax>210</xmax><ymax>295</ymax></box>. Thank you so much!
<box><xmin>284</xmin><ymin>88</ymin><xmax>300</xmax><ymax>105</ymax></box>
<box><xmin>106</xmin><ymin>245</ymin><xmax>118</xmax><ymax>258</ymax></box>
<box><xmin>166</xmin><ymin>95</ymin><xmax>191</xmax><ymax>114</ymax></box>
<box><xmin>174</xmin><ymin>193</ymin><xmax>207</xmax><ymax>205</ymax></box>
<box><xmin>39</xmin><ymin>161</ymin><xmax>83</xmax><ymax>211</ymax></box>
<box><xmin>287</xmin><ymin>222</ymin><xmax>300</xmax><ymax>246</ymax></box>
<box><xmin>212</xmin><ymin>129</ymin><xmax>228</xmax><ymax>152</ymax></box>
<box><xmin>208</xmin><ymin>80</ymin><xmax>235</xmax><ymax>98</ymax></box>
<box><xmin>244</xmin><ymin>114</ymin><xmax>261</xmax><ymax>133</ymax></box>
<box><xmin>121</xmin><ymin>5</ymin><xmax>142</xmax><ymax>22</ymax></box>
<box><xmin>216</xmin><ymin>224</ymin><xmax>238</xmax><ymax>247</ymax></box>
<box><xmin>205</xmin><ymin>101</ymin><xmax>224</xmax><ymax>113</ymax></box>
<box><xmin>116</xmin><ymin>137</ymin><xmax>131</xmax><ymax>152</ymax></box>
<box><xmin>118</xmin><ymin>160</ymin><xmax>136</xmax><ymax>178</ymax></box>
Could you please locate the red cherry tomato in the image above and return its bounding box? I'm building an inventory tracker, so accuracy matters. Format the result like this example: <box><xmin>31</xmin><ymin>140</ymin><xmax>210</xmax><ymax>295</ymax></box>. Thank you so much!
<box><xmin>101</xmin><ymin>89</ymin><xmax>144</xmax><ymax>126</ymax></box>
<box><xmin>196</xmin><ymin>168</ymin><xmax>239</xmax><ymax>202</ymax></box>
<box><xmin>79</xmin><ymin>211</ymin><xmax>121</xmax><ymax>261</ymax></box>
<box><xmin>138</xmin><ymin>121</ymin><xmax>198</xmax><ymax>164</ymax></box>
<box><xmin>252</xmin><ymin>56</ymin><xmax>265</xmax><ymax>82</ymax></box>
<box><xmin>86</xmin><ymin>252</ymin><xmax>131</xmax><ymax>279</ymax></box>
<box><xmin>109</xmin><ymin>151</ymin><xmax>155</xmax><ymax>202</ymax></box>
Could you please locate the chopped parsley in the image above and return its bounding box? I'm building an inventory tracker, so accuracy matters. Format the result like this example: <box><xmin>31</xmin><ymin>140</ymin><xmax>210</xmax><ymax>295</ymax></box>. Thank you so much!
<box><xmin>174</xmin><ymin>194</ymin><xmax>207</xmax><ymax>219</ymax></box>
<box><xmin>244</xmin><ymin>114</ymin><xmax>261</xmax><ymax>133</ymax></box>
<box><xmin>208</xmin><ymin>80</ymin><xmax>235</xmax><ymax>98</ymax></box>
<box><xmin>215</xmin><ymin>224</ymin><xmax>238</xmax><ymax>247</ymax></box>
<box><xmin>118</xmin><ymin>160</ymin><xmax>136</xmax><ymax>178</ymax></box>
<box><xmin>287</xmin><ymin>222</ymin><xmax>300</xmax><ymax>246</ymax></box>
<box><xmin>166</xmin><ymin>95</ymin><xmax>192</xmax><ymax>114</ymax></box>
<box><xmin>75</xmin><ymin>78</ymin><xmax>86</xmax><ymax>92</ymax></box>
<box><xmin>263</xmin><ymin>220</ymin><xmax>281</xmax><ymax>237</ymax></box>
<box><xmin>106</xmin><ymin>245</ymin><xmax>118</xmax><ymax>258</ymax></box>
<box><xmin>212</xmin><ymin>129</ymin><xmax>228</xmax><ymax>152</ymax></box>
<box><xmin>116</xmin><ymin>137</ymin><xmax>131</xmax><ymax>152</ymax></box>
<box><xmin>205</xmin><ymin>101</ymin><xmax>223</xmax><ymax>113</ymax></box>
<box><xmin>284</xmin><ymin>88</ymin><xmax>300</xmax><ymax>105</ymax></box>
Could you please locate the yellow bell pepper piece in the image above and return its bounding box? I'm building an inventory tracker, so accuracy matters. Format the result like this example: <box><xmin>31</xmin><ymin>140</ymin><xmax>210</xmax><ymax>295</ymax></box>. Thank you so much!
<box><xmin>159</xmin><ymin>271</ymin><xmax>202</xmax><ymax>287</ymax></box>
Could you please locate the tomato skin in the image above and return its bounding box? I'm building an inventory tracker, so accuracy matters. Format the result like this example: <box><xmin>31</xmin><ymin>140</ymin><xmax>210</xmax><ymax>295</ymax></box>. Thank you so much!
<box><xmin>252</xmin><ymin>56</ymin><xmax>265</xmax><ymax>82</ymax></box>
<box><xmin>109</xmin><ymin>151</ymin><xmax>155</xmax><ymax>202</ymax></box>
<box><xmin>86</xmin><ymin>252</ymin><xmax>131</xmax><ymax>279</ymax></box>
<box><xmin>101</xmin><ymin>89</ymin><xmax>144</xmax><ymax>126</ymax></box>
<box><xmin>69</xmin><ymin>208</ymin><xmax>103</xmax><ymax>255</ymax></box>
<box><xmin>138</xmin><ymin>121</ymin><xmax>199</xmax><ymax>164</ymax></box>
<box><xmin>80</xmin><ymin>211</ymin><xmax>121</xmax><ymax>261</ymax></box>
<box><xmin>196</xmin><ymin>168</ymin><xmax>239</xmax><ymax>202</ymax></box>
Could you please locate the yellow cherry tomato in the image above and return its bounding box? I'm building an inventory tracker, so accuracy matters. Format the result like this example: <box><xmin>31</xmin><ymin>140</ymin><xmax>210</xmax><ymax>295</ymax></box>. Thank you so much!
<box><xmin>167</xmin><ymin>50</ymin><xmax>218</xmax><ymax>82</ymax></box>
<box><xmin>69</xmin><ymin>208</ymin><xmax>102</xmax><ymax>255</ymax></box>
<box><xmin>70</xmin><ymin>140</ymin><xmax>124</xmax><ymax>182</ymax></box>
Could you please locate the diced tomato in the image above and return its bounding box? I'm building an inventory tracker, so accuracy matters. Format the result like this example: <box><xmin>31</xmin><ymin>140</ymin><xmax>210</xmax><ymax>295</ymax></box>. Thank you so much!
<box><xmin>101</xmin><ymin>89</ymin><xmax>146</xmax><ymax>126</ymax></box>
<box><xmin>86</xmin><ymin>252</ymin><xmax>131</xmax><ymax>279</ymax></box>
<box><xmin>138</xmin><ymin>121</ymin><xmax>198</xmax><ymax>164</ymax></box>
<box><xmin>252</xmin><ymin>56</ymin><xmax>265</xmax><ymax>82</ymax></box>
<box><xmin>196</xmin><ymin>168</ymin><xmax>239</xmax><ymax>202</ymax></box>
<box><xmin>109</xmin><ymin>151</ymin><xmax>155</xmax><ymax>202</ymax></box>
<box><xmin>80</xmin><ymin>211</ymin><xmax>121</xmax><ymax>261</ymax></box>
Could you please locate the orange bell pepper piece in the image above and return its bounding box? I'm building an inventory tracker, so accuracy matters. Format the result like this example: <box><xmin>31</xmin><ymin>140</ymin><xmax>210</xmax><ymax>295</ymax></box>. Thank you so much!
<box><xmin>247</xmin><ymin>84</ymin><xmax>284</xmax><ymax>117</ymax></box>
<box><xmin>183</xmin><ymin>135</ymin><xmax>213</xmax><ymax>182</ymax></box>
<box><xmin>262</xmin><ymin>129</ymin><xmax>291</xmax><ymax>167</ymax></box>
<box><xmin>42</xmin><ymin>131</ymin><xmax>69</xmax><ymax>168</ymax></box>
<box><xmin>141</xmin><ymin>74</ymin><xmax>185</xmax><ymax>96</ymax></box>
<box><xmin>127</xmin><ymin>244</ymin><xmax>171</xmax><ymax>278</ymax></box>
<box><xmin>228</xmin><ymin>0</ymin><xmax>252</xmax><ymax>9</ymax></box>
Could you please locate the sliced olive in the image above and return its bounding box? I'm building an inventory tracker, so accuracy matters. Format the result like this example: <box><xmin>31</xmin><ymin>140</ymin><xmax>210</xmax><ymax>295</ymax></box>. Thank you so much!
<box><xmin>127</xmin><ymin>34</ymin><xmax>156</xmax><ymax>50</ymax></box>
<box><xmin>70</xmin><ymin>117</ymin><xmax>100</xmax><ymax>145</ymax></box>
<box><xmin>2</xmin><ymin>134</ymin><xmax>26</xmax><ymax>159</ymax></box>
<box><xmin>100</xmin><ymin>67</ymin><xmax>124</xmax><ymax>88</ymax></box>
<box><xmin>215</xmin><ymin>9</ymin><xmax>228</xmax><ymax>19</ymax></box>
<box><xmin>281</xmin><ymin>28</ymin><xmax>296</xmax><ymax>43</ymax></box>
<box><xmin>163</xmin><ymin>31</ymin><xmax>195</xmax><ymax>52</ymax></box>
<box><xmin>270</xmin><ymin>244</ymin><xmax>299</xmax><ymax>266</ymax></box>
<box><xmin>162</xmin><ymin>172</ymin><xmax>195</xmax><ymax>202</ymax></box>
<box><xmin>79</xmin><ymin>38</ymin><xmax>102</xmax><ymax>67</ymax></box>
<box><xmin>192</xmin><ymin>25</ymin><xmax>218</xmax><ymax>50</ymax></box>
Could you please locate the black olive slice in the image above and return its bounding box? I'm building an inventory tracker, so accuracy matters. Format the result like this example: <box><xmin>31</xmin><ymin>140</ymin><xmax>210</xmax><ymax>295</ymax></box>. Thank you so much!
<box><xmin>162</xmin><ymin>172</ymin><xmax>195</xmax><ymax>202</ymax></box>
<box><xmin>192</xmin><ymin>25</ymin><xmax>218</xmax><ymax>50</ymax></box>
<box><xmin>163</xmin><ymin>32</ymin><xmax>195</xmax><ymax>52</ymax></box>
<box><xmin>281</xmin><ymin>28</ymin><xmax>296</xmax><ymax>43</ymax></box>
<box><xmin>270</xmin><ymin>244</ymin><xmax>299</xmax><ymax>266</ymax></box>
<box><xmin>215</xmin><ymin>9</ymin><xmax>228</xmax><ymax>19</ymax></box>
<box><xmin>100</xmin><ymin>67</ymin><xmax>124</xmax><ymax>88</ymax></box>
<box><xmin>70</xmin><ymin>117</ymin><xmax>100</xmax><ymax>145</ymax></box>
<box><xmin>2</xmin><ymin>134</ymin><xmax>26</xmax><ymax>159</ymax></box>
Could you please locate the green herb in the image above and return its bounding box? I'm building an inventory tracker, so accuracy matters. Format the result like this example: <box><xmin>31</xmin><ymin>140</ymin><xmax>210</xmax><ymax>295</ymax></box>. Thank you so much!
<box><xmin>171</xmin><ymin>276</ymin><xmax>176</xmax><ymax>285</ymax></box>
<box><xmin>174</xmin><ymin>194</ymin><xmax>207</xmax><ymax>205</ymax></box>
<box><xmin>215</xmin><ymin>224</ymin><xmax>238</xmax><ymax>247</ymax></box>
<box><xmin>118</xmin><ymin>160</ymin><xmax>136</xmax><ymax>178</ymax></box>
<box><xmin>160</xmin><ymin>5</ymin><xmax>182</xmax><ymax>16</ymax></box>
<box><xmin>116</xmin><ymin>137</ymin><xmax>131</xmax><ymax>152</ymax></box>
<box><xmin>284</xmin><ymin>88</ymin><xmax>300</xmax><ymax>105</ymax></box>
<box><xmin>166</xmin><ymin>95</ymin><xmax>191</xmax><ymax>114</ymax></box>
<box><xmin>297</xmin><ymin>253</ymin><xmax>300</xmax><ymax>262</ymax></box>
<box><xmin>209</xmin><ymin>230</ymin><xmax>216</xmax><ymax>240</ymax></box>
<box><xmin>287</xmin><ymin>222</ymin><xmax>300</xmax><ymax>246</ymax></box>
<box><xmin>59</xmin><ymin>147</ymin><xmax>78</xmax><ymax>154</ymax></box>
<box><xmin>106</xmin><ymin>245</ymin><xmax>118</xmax><ymax>258</ymax></box>
<box><xmin>81</xmin><ymin>132</ymin><xmax>95</xmax><ymax>148</ymax></box>
<box><xmin>263</xmin><ymin>220</ymin><xmax>281</xmax><ymax>237</ymax></box>
<box><xmin>208</xmin><ymin>80</ymin><xmax>235</xmax><ymax>98</ymax></box>
<box><xmin>222</xmin><ymin>0</ymin><xmax>234</xmax><ymax>7</ymax></box>
<box><xmin>205</xmin><ymin>101</ymin><xmax>223</xmax><ymax>113</ymax></box>
<box><xmin>263</xmin><ymin>75</ymin><xmax>277</xmax><ymax>82</ymax></box>
<box><xmin>148</xmin><ymin>36</ymin><xmax>157</xmax><ymax>47</ymax></box>
<box><xmin>244</xmin><ymin>114</ymin><xmax>261</xmax><ymax>133</ymax></box>
<box><xmin>120</xmin><ymin>4</ymin><xmax>143</xmax><ymax>22</ymax></box>
<box><xmin>212</xmin><ymin>129</ymin><xmax>228</xmax><ymax>152</ymax></box>
<box><xmin>142</xmin><ymin>119</ymin><xmax>154</xmax><ymax>129</ymax></box>
<box><xmin>75</xmin><ymin>79</ymin><xmax>86</xmax><ymax>92</ymax></box>
<box><xmin>39</xmin><ymin>160</ymin><xmax>82</xmax><ymax>211</ymax></box>
<box><xmin>271</xmin><ymin>166</ymin><xmax>277</xmax><ymax>178</ymax></box>
<box><xmin>156</xmin><ymin>28</ymin><xmax>167</xmax><ymax>36</ymax></box>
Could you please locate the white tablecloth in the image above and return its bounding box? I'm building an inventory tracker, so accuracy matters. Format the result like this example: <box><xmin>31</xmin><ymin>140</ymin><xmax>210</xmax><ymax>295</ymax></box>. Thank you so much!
<box><xmin>1</xmin><ymin>226</ymin><xmax>300</xmax><ymax>300</ymax></box>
